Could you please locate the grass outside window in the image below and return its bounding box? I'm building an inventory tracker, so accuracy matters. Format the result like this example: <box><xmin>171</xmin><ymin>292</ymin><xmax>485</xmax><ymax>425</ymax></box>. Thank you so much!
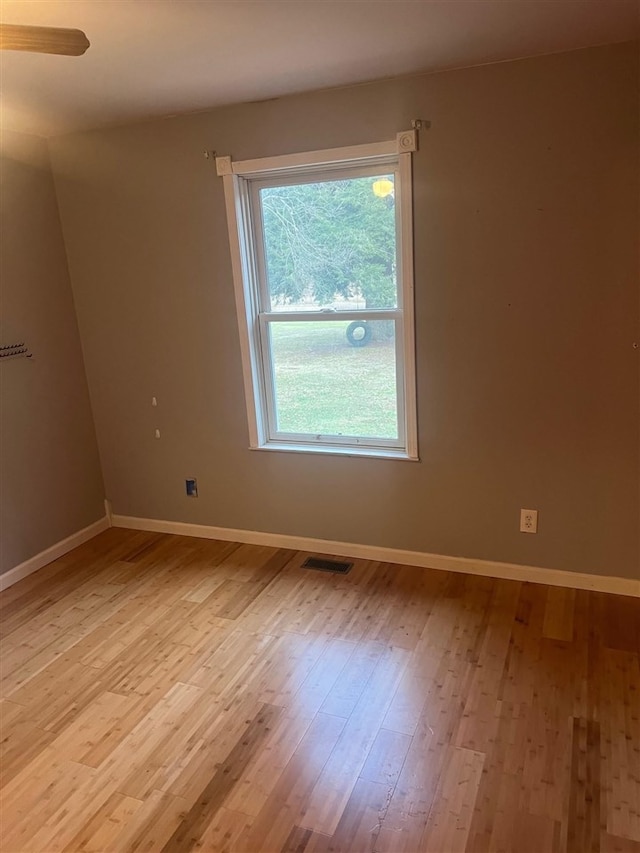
<box><xmin>269</xmin><ymin>321</ymin><xmax>397</xmax><ymax>439</ymax></box>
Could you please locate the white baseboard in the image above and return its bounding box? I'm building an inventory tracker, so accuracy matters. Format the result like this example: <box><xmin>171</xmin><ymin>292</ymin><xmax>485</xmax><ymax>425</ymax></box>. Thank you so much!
<box><xmin>0</xmin><ymin>516</ymin><xmax>111</xmax><ymax>592</ymax></box>
<box><xmin>111</xmin><ymin>514</ymin><xmax>639</xmax><ymax>598</ymax></box>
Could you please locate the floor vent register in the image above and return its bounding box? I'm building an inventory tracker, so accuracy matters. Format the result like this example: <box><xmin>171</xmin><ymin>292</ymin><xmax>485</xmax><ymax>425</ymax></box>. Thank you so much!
<box><xmin>301</xmin><ymin>556</ymin><xmax>353</xmax><ymax>575</ymax></box>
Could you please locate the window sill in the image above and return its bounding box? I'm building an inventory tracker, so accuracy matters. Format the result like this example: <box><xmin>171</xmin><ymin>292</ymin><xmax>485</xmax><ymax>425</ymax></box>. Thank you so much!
<box><xmin>250</xmin><ymin>442</ymin><xmax>419</xmax><ymax>461</ymax></box>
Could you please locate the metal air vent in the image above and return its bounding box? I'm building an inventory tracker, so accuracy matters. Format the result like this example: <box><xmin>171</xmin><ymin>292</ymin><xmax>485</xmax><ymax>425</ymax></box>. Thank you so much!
<box><xmin>301</xmin><ymin>557</ymin><xmax>353</xmax><ymax>574</ymax></box>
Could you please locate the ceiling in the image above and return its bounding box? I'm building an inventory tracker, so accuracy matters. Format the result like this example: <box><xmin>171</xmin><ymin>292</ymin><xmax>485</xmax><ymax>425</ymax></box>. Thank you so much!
<box><xmin>1</xmin><ymin>0</ymin><xmax>638</xmax><ymax>138</ymax></box>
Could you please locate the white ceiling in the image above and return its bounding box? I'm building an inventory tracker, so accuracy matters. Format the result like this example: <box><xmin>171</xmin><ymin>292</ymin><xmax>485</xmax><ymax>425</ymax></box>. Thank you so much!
<box><xmin>1</xmin><ymin>0</ymin><xmax>638</xmax><ymax>138</ymax></box>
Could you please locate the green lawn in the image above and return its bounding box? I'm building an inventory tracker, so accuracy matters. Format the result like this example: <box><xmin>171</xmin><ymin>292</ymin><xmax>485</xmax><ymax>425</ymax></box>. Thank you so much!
<box><xmin>269</xmin><ymin>321</ymin><xmax>398</xmax><ymax>439</ymax></box>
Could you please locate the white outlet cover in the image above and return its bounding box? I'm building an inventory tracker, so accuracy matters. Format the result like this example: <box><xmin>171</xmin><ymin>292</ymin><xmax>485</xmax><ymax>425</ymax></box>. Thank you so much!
<box><xmin>520</xmin><ymin>508</ymin><xmax>538</xmax><ymax>533</ymax></box>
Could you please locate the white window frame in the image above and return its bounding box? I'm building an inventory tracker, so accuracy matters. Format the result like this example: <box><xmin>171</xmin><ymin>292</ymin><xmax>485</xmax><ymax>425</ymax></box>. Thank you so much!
<box><xmin>218</xmin><ymin>133</ymin><xmax>418</xmax><ymax>460</ymax></box>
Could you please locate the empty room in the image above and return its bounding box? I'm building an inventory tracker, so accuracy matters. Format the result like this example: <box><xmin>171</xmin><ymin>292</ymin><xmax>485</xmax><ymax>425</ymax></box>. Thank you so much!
<box><xmin>0</xmin><ymin>1</ymin><xmax>638</xmax><ymax>851</ymax></box>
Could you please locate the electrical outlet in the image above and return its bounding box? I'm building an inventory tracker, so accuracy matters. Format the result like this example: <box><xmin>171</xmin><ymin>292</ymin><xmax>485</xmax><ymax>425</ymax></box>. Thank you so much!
<box><xmin>520</xmin><ymin>508</ymin><xmax>538</xmax><ymax>534</ymax></box>
<box><xmin>186</xmin><ymin>478</ymin><xmax>198</xmax><ymax>497</ymax></box>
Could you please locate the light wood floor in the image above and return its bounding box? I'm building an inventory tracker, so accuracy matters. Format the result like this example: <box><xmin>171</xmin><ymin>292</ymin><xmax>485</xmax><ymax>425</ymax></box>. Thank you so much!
<box><xmin>1</xmin><ymin>529</ymin><xmax>638</xmax><ymax>853</ymax></box>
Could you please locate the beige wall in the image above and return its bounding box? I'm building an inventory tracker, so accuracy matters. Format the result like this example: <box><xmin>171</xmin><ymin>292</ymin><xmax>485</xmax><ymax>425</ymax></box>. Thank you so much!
<box><xmin>49</xmin><ymin>43</ymin><xmax>639</xmax><ymax>579</ymax></box>
<box><xmin>0</xmin><ymin>130</ymin><xmax>105</xmax><ymax>575</ymax></box>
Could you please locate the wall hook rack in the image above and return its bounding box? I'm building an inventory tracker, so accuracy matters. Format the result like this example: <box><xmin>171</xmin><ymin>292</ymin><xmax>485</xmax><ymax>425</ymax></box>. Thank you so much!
<box><xmin>0</xmin><ymin>342</ymin><xmax>33</xmax><ymax>362</ymax></box>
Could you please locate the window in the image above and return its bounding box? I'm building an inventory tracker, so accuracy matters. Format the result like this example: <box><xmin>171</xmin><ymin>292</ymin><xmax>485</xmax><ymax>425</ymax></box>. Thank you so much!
<box><xmin>217</xmin><ymin>133</ymin><xmax>418</xmax><ymax>459</ymax></box>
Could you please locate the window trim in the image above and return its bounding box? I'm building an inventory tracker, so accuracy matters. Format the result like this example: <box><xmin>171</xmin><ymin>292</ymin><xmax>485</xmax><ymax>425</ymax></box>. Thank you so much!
<box><xmin>218</xmin><ymin>135</ymin><xmax>418</xmax><ymax>460</ymax></box>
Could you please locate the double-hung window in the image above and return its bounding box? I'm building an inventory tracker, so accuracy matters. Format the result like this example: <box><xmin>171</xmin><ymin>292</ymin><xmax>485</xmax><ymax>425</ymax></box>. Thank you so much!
<box><xmin>217</xmin><ymin>132</ymin><xmax>418</xmax><ymax>459</ymax></box>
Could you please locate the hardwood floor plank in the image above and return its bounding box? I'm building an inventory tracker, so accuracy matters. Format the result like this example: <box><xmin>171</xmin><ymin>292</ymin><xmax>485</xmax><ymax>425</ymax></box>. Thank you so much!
<box><xmin>601</xmin><ymin>649</ymin><xmax>640</xmax><ymax>844</ymax></box>
<box><xmin>181</xmin><ymin>573</ymin><xmax>228</xmax><ymax>604</ymax></box>
<box><xmin>280</xmin><ymin>824</ymin><xmax>316</xmax><ymax>853</ymax></box>
<box><xmin>128</xmin><ymin>690</ymin><xmax>264</xmax><ymax>801</ymax></box>
<box><xmin>543</xmin><ymin>587</ymin><xmax>576</xmax><ymax>642</ymax></box>
<box><xmin>72</xmin><ymin>694</ymin><xmax>161</xmax><ymax>769</ymax></box>
<box><xmin>418</xmin><ymin>745</ymin><xmax>485</xmax><ymax>853</ymax></box>
<box><xmin>257</xmin><ymin>632</ymin><xmax>335</xmax><ymax>708</ymax></box>
<box><xmin>235</xmin><ymin>712</ymin><xmax>347</xmax><ymax>852</ymax></box>
<box><xmin>225</xmin><ymin>638</ymin><xmax>357</xmax><ymax>817</ymax></box>
<box><xmin>60</xmin><ymin>791</ymin><xmax>144</xmax><ymax>852</ymax></box>
<box><xmin>594</xmin><ymin>593</ymin><xmax>640</xmax><ymax>653</ymax></box>
<box><xmin>0</xmin><ymin>709</ymin><xmax>56</xmax><ymax>788</ymax></box>
<box><xmin>6</xmin><ymin>657</ymin><xmax>109</xmax><ymax>733</ymax></box>
<box><xmin>508</xmin><ymin>812</ymin><xmax>562</xmax><ymax>853</ymax></box>
<box><xmin>309</xmin><ymin>777</ymin><xmax>392</xmax><ymax>853</ymax></box>
<box><xmin>0</xmin><ymin>747</ymin><xmax>97</xmax><ymax>851</ymax></box>
<box><xmin>601</xmin><ymin>833</ymin><xmax>640</xmax><ymax>852</ymax></box>
<box><xmin>109</xmin><ymin>788</ymin><xmax>189</xmax><ymax>852</ymax></box>
<box><xmin>378</xmin><ymin>586</ymin><xmax>502</xmax><ymax>851</ymax></box>
<box><xmin>359</xmin><ymin>728</ymin><xmax>412</xmax><ymax>787</ymax></box>
<box><xmin>181</xmin><ymin>626</ymin><xmax>277</xmax><ymax>693</ymax></box>
<box><xmin>223</xmin><ymin>707</ymin><xmax>317</xmax><ymax>817</ymax></box>
<box><xmin>318</xmin><ymin>640</ymin><xmax>385</xmax><ymax>718</ymax></box>
<box><xmin>212</xmin><ymin>548</ymin><xmax>294</xmax><ymax>620</ymax></box>
<box><xmin>464</xmin><ymin>698</ymin><xmax>531</xmax><ymax>852</ymax></box>
<box><xmin>453</xmin><ymin>582</ymin><xmax>521</xmax><ymax>754</ymax></box>
<box><xmin>0</xmin><ymin>696</ymin><xmax>27</xmax><ymax>730</ymax></box>
<box><xmin>92</xmin><ymin>680</ymin><xmax>206</xmax><ymax>797</ymax></box>
<box><xmin>1</xmin><ymin>629</ymin><xmax>86</xmax><ymax>697</ymax></box>
<box><xmin>160</xmin><ymin>703</ymin><xmax>282</xmax><ymax>852</ymax></box>
<box><xmin>299</xmin><ymin>645</ymin><xmax>409</xmax><ymax>835</ymax></box>
<box><xmin>380</xmin><ymin>667</ymin><xmax>431</xmax><ymax>736</ymax></box>
<box><xmin>195</xmin><ymin>806</ymin><xmax>254</xmax><ymax>853</ymax></box>
<box><xmin>48</xmin><ymin>690</ymin><xmax>137</xmax><ymax>765</ymax></box>
<box><xmin>567</xmin><ymin>716</ymin><xmax>601</xmax><ymax>853</ymax></box>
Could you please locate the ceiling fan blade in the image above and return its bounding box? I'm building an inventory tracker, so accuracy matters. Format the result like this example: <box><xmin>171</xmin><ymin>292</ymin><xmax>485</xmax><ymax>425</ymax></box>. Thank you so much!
<box><xmin>0</xmin><ymin>24</ymin><xmax>90</xmax><ymax>56</ymax></box>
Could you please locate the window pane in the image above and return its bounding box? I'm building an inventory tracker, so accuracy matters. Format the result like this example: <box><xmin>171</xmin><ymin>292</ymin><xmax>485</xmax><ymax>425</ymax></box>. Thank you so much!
<box><xmin>268</xmin><ymin>320</ymin><xmax>399</xmax><ymax>440</ymax></box>
<box><xmin>260</xmin><ymin>175</ymin><xmax>397</xmax><ymax>312</ymax></box>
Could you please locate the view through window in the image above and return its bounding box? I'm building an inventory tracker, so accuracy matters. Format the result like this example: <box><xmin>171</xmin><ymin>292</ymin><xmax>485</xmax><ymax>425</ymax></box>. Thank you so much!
<box><xmin>260</xmin><ymin>175</ymin><xmax>399</xmax><ymax>441</ymax></box>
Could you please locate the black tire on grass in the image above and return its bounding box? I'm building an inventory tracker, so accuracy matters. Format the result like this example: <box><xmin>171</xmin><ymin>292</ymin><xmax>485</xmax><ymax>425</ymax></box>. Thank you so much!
<box><xmin>346</xmin><ymin>321</ymin><xmax>372</xmax><ymax>347</ymax></box>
